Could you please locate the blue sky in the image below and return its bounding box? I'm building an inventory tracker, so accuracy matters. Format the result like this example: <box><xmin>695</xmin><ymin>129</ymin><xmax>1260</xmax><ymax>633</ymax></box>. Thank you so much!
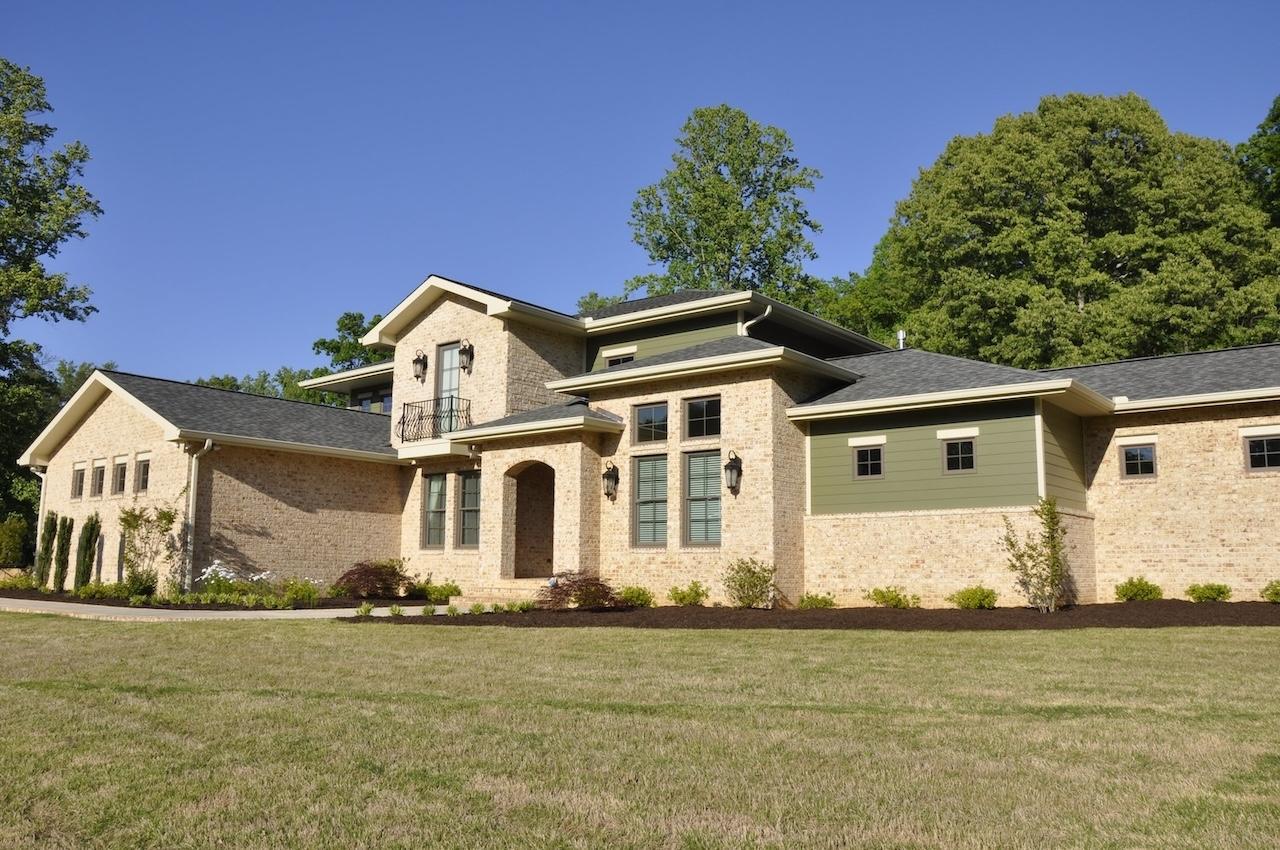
<box><xmin>6</xmin><ymin>1</ymin><xmax>1278</xmax><ymax>379</ymax></box>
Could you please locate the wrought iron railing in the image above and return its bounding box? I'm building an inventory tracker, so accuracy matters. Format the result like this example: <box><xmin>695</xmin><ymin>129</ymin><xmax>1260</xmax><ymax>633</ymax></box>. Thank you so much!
<box><xmin>396</xmin><ymin>397</ymin><xmax>472</xmax><ymax>441</ymax></box>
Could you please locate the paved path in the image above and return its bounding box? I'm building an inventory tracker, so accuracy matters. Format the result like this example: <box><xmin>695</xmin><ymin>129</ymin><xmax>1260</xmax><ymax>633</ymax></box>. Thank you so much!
<box><xmin>0</xmin><ymin>597</ymin><xmax>436</xmax><ymax>622</ymax></box>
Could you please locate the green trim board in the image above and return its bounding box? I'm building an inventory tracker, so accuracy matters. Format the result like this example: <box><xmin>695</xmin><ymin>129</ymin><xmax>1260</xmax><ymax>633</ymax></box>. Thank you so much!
<box><xmin>588</xmin><ymin>314</ymin><xmax>740</xmax><ymax>371</ymax></box>
<box><xmin>808</xmin><ymin>400</ymin><xmax>1040</xmax><ymax>514</ymax></box>
<box><xmin>1040</xmin><ymin>401</ymin><xmax>1088</xmax><ymax>511</ymax></box>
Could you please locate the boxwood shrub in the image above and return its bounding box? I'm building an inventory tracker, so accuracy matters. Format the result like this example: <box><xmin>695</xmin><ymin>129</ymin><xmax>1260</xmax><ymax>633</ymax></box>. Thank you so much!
<box><xmin>1186</xmin><ymin>583</ymin><xmax>1231</xmax><ymax>603</ymax></box>
<box><xmin>946</xmin><ymin>586</ymin><xmax>998</xmax><ymax>610</ymax></box>
<box><xmin>863</xmin><ymin>586</ymin><xmax>920</xmax><ymax>609</ymax></box>
<box><xmin>1262</xmin><ymin>580</ymin><xmax>1280</xmax><ymax>604</ymax></box>
<box><xmin>1114</xmin><ymin>576</ymin><xmax>1163</xmax><ymax>602</ymax></box>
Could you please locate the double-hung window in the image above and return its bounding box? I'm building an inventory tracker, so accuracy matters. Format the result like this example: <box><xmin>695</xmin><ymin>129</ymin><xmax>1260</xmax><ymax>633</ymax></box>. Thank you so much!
<box><xmin>111</xmin><ymin>457</ymin><xmax>128</xmax><ymax>495</ymax></box>
<box><xmin>422</xmin><ymin>473</ymin><xmax>446</xmax><ymax>548</ymax></box>
<box><xmin>456</xmin><ymin>471</ymin><xmax>481</xmax><ymax>547</ymax></box>
<box><xmin>90</xmin><ymin>462</ymin><xmax>106</xmax><ymax>497</ymax></box>
<box><xmin>134</xmin><ymin>455</ymin><xmax>151</xmax><ymax>494</ymax></box>
<box><xmin>633</xmin><ymin>455</ymin><xmax>667</xmax><ymax>546</ymax></box>
<box><xmin>685</xmin><ymin>396</ymin><xmax>721</xmax><ymax>439</ymax></box>
<box><xmin>71</xmin><ymin>464</ymin><xmax>86</xmax><ymax>499</ymax></box>
<box><xmin>685</xmin><ymin>451</ymin><xmax>721</xmax><ymax>545</ymax></box>
<box><xmin>635</xmin><ymin>402</ymin><xmax>668</xmax><ymax>443</ymax></box>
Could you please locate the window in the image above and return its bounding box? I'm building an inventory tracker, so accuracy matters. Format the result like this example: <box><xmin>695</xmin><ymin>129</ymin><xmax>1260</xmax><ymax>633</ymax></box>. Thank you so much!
<box><xmin>633</xmin><ymin>455</ymin><xmax>667</xmax><ymax>545</ymax></box>
<box><xmin>90</xmin><ymin>463</ymin><xmax>106</xmax><ymax>497</ymax></box>
<box><xmin>854</xmin><ymin>446</ymin><xmax>883</xmax><ymax>479</ymax></box>
<box><xmin>1246</xmin><ymin>435</ymin><xmax>1280</xmax><ymax>470</ymax></box>
<box><xmin>381</xmin><ymin>391</ymin><xmax>393</xmax><ymax>414</ymax></box>
<box><xmin>456</xmin><ymin>471</ymin><xmax>480</xmax><ymax>547</ymax></box>
<box><xmin>111</xmin><ymin>458</ymin><xmax>127</xmax><ymax>495</ymax></box>
<box><xmin>606</xmin><ymin>355</ymin><xmax>634</xmax><ymax>367</ymax></box>
<box><xmin>422</xmin><ymin>473</ymin><xmax>446</xmax><ymax>548</ymax></box>
<box><xmin>71</xmin><ymin>466</ymin><xmax>85</xmax><ymax>499</ymax></box>
<box><xmin>1121</xmin><ymin>444</ymin><xmax>1157</xmax><ymax>478</ymax></box>
<box><xmin>134</xmin><ymin>457</ymin><xmax>150</xmax><ymax>493</ymax></box>
<box><xmin>943</xmin><ymin>439</ymin><xmax>975</xmax><ymax>473</ymax></box>
<box><xmin>685</xmin><ymin>451</ymin><xmax>721</xmax><ymax>545</ymax></box>
<box><xmin>685</xmin><ymin>396</ymin><xmax>721</xmax><ymax>439</ymax></box>
<box><xmin>358</xmin><ymin>393</ymin><xmax>372</xmax><ymax>412</ymax></box>
<box><xmin>635</xmin><ymin>402</ymin><xmax>668</xmax><ymax>443</ymax></box>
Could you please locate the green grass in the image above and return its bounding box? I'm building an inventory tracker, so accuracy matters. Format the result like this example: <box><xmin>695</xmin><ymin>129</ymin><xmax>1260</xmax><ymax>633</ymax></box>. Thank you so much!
<box><xmin>1</xmin><ymin>615</ymin><xmax>1277</xmax><ymax>849</ymax></box>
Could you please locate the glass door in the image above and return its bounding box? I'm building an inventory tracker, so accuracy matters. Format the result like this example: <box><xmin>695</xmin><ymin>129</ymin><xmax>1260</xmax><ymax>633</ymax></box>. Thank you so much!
<box><xmin>436</xmin><ymin>342</ymin><xmax>461</xmax><ymax>432</ymax></box>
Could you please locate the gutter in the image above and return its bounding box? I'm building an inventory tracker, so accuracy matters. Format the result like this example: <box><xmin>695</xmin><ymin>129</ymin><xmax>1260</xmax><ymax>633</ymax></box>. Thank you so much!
<box><xmin>183</xmin><ymin>439</ymin><xmax>214</xmax><ymax>591</ymax></box>
<box><xmin>32</xmin><ymin>467</ymin><xmax>47</xmax><ymax>562</ymax></box>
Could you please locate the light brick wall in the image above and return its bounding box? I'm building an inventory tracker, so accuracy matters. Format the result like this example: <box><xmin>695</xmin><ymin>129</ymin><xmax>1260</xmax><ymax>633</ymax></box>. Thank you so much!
<box><xmin>37</xmin><ymin>392</ymin><xmax>190</xmax><ymax>589</ymax></box>
<box><xmin>398</xmin><ymin>459</ymin><xmax>485</xmax><ymax>588</ymax></box>
<box><xmin>195</xmin><ymin>446</ymin><xmax>403</xmax><ymax>583</ymax></box>
<box><xmin>1085</xmin><ymin>402</ymin><xmax>1280</xmax><ymax>602</ymax></box>
<box><xmin>506</xmin><ymin>321</ymin><xmax>585</xmax><ymax>413</ymax></box>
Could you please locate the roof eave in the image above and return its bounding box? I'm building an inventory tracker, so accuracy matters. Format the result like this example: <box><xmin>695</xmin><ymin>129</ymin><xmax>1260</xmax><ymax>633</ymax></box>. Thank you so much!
<box><xmin>787</xmin><ymin>379</ymin><xmax>1114</xmax><ymax>421</ymax></box>
<box><xmin>296</xmin><ymin>362</ymin><xmax>395</xmax><ymax>391</ymax></box>
<box><xmin>172</xmin><ymin>430</ymin><xmax>404</xmax><ymax>464</ymax></box>
<box><xmin>544</xmin><ymin>346</ymin><xmax>858</xmax><ymax>394</ymax></box>
<box><xmin>1112</xmin><ymin>386</ymin><xmax>1280</xmax><ymax>413</ymax></box>
<box><xmin>446</xmin><ymin>415</ymin><xmax>624</xmax><ymax>443</ymax></box>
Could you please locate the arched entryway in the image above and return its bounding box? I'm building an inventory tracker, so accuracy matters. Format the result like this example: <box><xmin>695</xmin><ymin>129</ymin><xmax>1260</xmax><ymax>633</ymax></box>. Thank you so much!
<box><xmin>509</xmin><ymin>461</ymin><xmax>555</xmax><ymax>578</ymax></box>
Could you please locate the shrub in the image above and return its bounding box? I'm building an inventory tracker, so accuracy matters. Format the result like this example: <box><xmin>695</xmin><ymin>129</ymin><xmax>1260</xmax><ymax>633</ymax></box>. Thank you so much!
<box><xmin>469</xmin><ymin>602</ymin><xmax>486</xmax><ymax>615</ymax></box>
<box><xmin>120</xmin><ymin>505</ymin><xmax>180</xmax><ymax>589</ymax></box>
<box><xmin>617</xmin><ymin>586</ymin><xmax>655</xmax><ymax>608</ymax></box>
<box><xmin>34</xmin><ymin>510</ymin><xmax>57</xmax><ymax>586</ymax></box>
<box><xmin>945</xmin><ymin>586</ymin><xmax>998</xmax><ymax>610</ymax></box>
<box><xmin>1002</xmin><ymin>497</ymin><xmax>1071</xmax><ymax>612</ymax></box>
<box><xmin>0</xmin><ymin>573</ymin><xmax>40</xmax><ymax>591</ymax></box>
<box><xmin>1186</xmin><ymin>583</ymin><xmax>1231</xmax><ymax>603</ymax></box>
<box><xmin>721</xmin><ymin>558</ymin><xmax>778</xmax><ymax>608</ymax></box>
<box><xmin>75</xmin><ymin>582</ymin><xmax>127</xmax><ymax>600</ymax></box>
<box><xmin>416</xmin><ymin>580</ymin><xmax>461</xmax><ymax>604</ymax></box>
<box><xmin>668</xmin><ymin>581</ymin><xmax>709</xmax><ymax>606</ymax></box>
<box><xmin>508</xmin><ymin>599</ymin><xmax>536</xmax><ymax>613</ymax></box>
<box><xmin>1115</xmin><ymin>576</ymin><xmax>1163</xmax><ymax>602</ymax></box>
<box><xmin>797</xmin><ymin>592</ymin><xmax>836</xmax><ymax>609</ymax></box>
<box><xmin>538</xmin><ymin>573</ymin><xmax>621</xmax><ymax>609</ymax></box>
<box><xmin>333</xmin><ymin>558</ymin><xmax>411</xmax><ymax>598</ymax></box>
<box><xmin>73</xmin><ymin>513</ymin><xmax>102</xmax><ymax>591</ymax></box>
<box><xmin>389</xmin><ymin>604</ymin><xmax>405</xmax><ymax>617</ymax></box>
<box><xmin>52</xmin><ymin>516</ymin><xmax>74</xmax><ymax>592</ymax></box>
<box><xmin>355</xmin><ymin>601</ymin><xmax>375</xmax><ymax>617</ymax></box>
<box><xmin>281</xmin><ymin>577</ymin><xmax>321</xmax><ymax>608</ymax></box>
<box><xmin>446</xmin><ymin>604</ymin><xmax>460</xmax><ymax>616</ymax></box>
<box><xmin>864</xmin><ymin>586</ymin><xmax>921</xmax><ymax>609</ymax></box>
<box><xmin>127</xmin><ymin>595</ymin><xmax>149</xmax><ymax>607</ymax></box>
<box><xmin>1262</xmin><ymin>580</ymin><xmax>1280</xmax><ymax>604</ymax></box>
<box><xmin>0</xmin><ymin>515</ymin><xmax>28</xmax><ymax>567</ymax></box>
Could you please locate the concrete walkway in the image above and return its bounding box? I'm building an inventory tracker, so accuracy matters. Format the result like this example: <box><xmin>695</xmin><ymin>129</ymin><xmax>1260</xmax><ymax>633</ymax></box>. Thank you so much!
<box><xmin>0</xmin><ymin>597</ymin><xmax>436</xmax><ymax>622</ymax></box>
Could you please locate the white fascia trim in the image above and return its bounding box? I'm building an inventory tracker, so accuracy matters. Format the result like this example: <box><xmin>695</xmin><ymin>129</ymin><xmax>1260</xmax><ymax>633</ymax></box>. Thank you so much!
<box><xmin>1115</xmin><ymin>434</ymin><xmax>1158</xmax><ymax>446</ymax></box>
<box><xmin>546</xmin><ymin>347</ymin><xmax>857</xmax><ymax>393</ymax></box>
<box><xmin>447</xmin><ymin>415</ymin><xmax>625</xmax><ymax>443</ymax></box>
<box><xmin>936</xmin><ymin>426</ymin><xmax>980</xmax><ymax>440</ymax></box>
<box><xmin>847</xmin><ymin>435</ymin><xmax>887</xmax><ymax>447</ymax></box>
<box><xmin>297</xmin><ymin>362</ymin><xmax>395</xmax><ymax>389</ymax></box>
<box><xmin>1113</xmin><ymin>387</ymin><xmax>1280</xmax><ymax>413</ymax></box>
<box><xmin>396</xmin><ymin>439</ymin><xmax>475</xmax><ymax>460</ymax></box>
<box><xmin>581</xmin><ymin>292</ymin><xmax>753</xmax><ymax>333</ymax></box>
<box><xmin>787</xmin><ymin>379</ymin><xmax>1113</xmax><ymax>421</ymax></box>
<box><xmin>1033</xmin><ymin>399</ymin><xmax>1046</xmax><ymax>499</ymax></box>
<box><xmin>360</xmin><ymin>276</ymin><xmax>519</xmax><ymax>345</ymax></box>
<box><xmin>600</xmin><ymin>344</ymin><xmax>638</xmax><ymax>358</ymax></box>
<box><xmin>751</xmin><ymin>293</ymin><xmax>889</xmax><ymax>351</ymax></box>
<box><xmin>1240</xmin><ymin>424</ymin><xmax>1280</xmax><ymax>438</ymax></box>
<box><xmin>172</xmin><ymin>430</ymin><xmax>406</xmax><ymax>465</ymax></box>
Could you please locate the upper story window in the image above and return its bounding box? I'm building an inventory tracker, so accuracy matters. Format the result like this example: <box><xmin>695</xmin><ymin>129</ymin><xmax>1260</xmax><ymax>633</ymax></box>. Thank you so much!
<box><xmin>90</xmin><ymin>462</ymin><xmax>106</xmax><ymax>497</ymax></box>
<box><xmin>1245</xmin><ymin>435</ymin><xmax>1280</xmax><ymax>470</ymax></box>
<box><xmin>635</xmin><ymin>402</ymin><xmax>668</xmax><ymax>443</ymax></box>
<box><xmin>601</xmin><ymin>345</ymin><xmax>637</xmax><ymax>369</ymax></box>
<box><xmin>855</xmin><ymin>446</ymin><xmax>884</xmax><ymax>479</ymax></box>
<box><xmin>70</xmin><ymin>464</ymin><xmax>86</xmax><ymax>499</ymax></box>
<box><xmin>381</xmin><ymin>390</ymin><xmax>393</xmax><ymax>413</ymax></box>
<box><xmin>134</xmin><ymin>456</ymin><xmax>151</xmax><ymax>493</ymax></box>
<box><xmin>943</xmin><ymin>439</ymin><xmax>975</xmax><ymax>473</ymax></box>
<box><xmin>607</xmin><ymin>355</ymin><xmax>634</xmax><ymax>367</ymax></box>
<box><xmin>685</xmin><ymin>396</ymin><xmax>721</xmax><ymax>439</ymax></box>
<box><xmin>111</xmin><ymin>457</ymin><xmax>128</xmax><ymax>495</ymax></box>
<box><xmin>1121</xmin><ymin>444</ymin><xmax>1157</xmax><ymax>478</ymax></box>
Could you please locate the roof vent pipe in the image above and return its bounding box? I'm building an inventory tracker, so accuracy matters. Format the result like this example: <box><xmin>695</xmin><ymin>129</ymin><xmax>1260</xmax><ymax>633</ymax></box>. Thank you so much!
<box><xmin>741</xmin><ymin>305</ymin><xmax>772</xmax><ymax>335</ymax></box>
<box><xmin>897</xmin><ymin>329</ymin><xmax>906</xmax><ymax>350</ymax></box>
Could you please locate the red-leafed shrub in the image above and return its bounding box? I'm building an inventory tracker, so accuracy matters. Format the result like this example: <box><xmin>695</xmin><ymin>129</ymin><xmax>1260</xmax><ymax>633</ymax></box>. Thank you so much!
<box><xmin>537</xmin><ymin>573</ymin><xmax>623</xmax><ymax>610</ymax></box>
<box><xmin>332</xmin><ymin>558</ymin><xmax>411</xmax><ymax>598</ymax></box>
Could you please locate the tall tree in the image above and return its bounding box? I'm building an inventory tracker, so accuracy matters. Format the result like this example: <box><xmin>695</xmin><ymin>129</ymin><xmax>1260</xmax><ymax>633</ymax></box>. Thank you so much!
<box><xmin>625</xmin><ymin>104</ymin><xmax>822</xmax><ymax>301</ymax></box>
<box><xmin>856</xmin><ymin>93</ymin><xmax>1280</xmax><ymax>368</ymax></box>
<box><xmin>312</xmin><ymin>311</ymin><xmax>391</xmax><ymax>371</ymax></box>
<box><xmin>195</xmin><ymin>366</ymin><xmax>338</xmax><ymax>405</ymax></box>
<box><xmin>1238</xmin><ymin>94</ymin><xmax>1280</xmax><ymax>228</ymax></box>
<box><xmin>52</xmin><ymin>358</ymin><xmax>116</xmax><ymax>405</ymax></box>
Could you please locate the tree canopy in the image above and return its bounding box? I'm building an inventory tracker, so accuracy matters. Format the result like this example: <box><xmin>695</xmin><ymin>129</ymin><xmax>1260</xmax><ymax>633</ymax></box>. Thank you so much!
<box><xmin>1238</xmin><ymin>94</ymin><xmax>1280</xmax><ymax>228</ymax></box>
<box><xmin>195</xmin><ymin>366</ymin><xmax>337</xmax><ymax>405</ymax></box>
<box><xmin>312</xmin><ymin>311</ymin><xmax>390</xmax><ymax>371</ymax></box>
<box><xmin>851</xmin><ymin>93</ymin><xmax>1280</xmax><ymax>368</ymax></box>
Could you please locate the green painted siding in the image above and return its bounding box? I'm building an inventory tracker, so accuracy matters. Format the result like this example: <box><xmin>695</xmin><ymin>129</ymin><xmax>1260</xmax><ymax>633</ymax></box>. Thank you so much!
<box><xmin>1041</xmin><ymin>402</ymin><xmax>1087</xmax><ymax>511</ymax></box>
<box><xmin>809</xmin><ymin>400</ymin><xmax>1039</xmax><ymax>514</ymax></box>
<box><xmin>587</xmin><ymin>314</ymin><xmax>740</xmax><ymax>371</ymax></box>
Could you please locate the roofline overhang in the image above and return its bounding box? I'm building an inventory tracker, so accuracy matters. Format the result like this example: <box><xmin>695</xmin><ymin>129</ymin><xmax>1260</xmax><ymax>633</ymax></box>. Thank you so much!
<box><xmin>171</xmin><ymin>430</ymin><xmax>405</xmax><ymax>464</ymax></box>
<box><xmin>445</xmin><ymin>414</ymin><xmax>625</xmax><ymax>444</ymax></box>
<box><xmin>786</xmin><ymin>379</ymin><xmax>1115</xmax><ymax>421</ymax></box>
<box><xmin>1111</xmin><ymin>386</ymin><xmax>1280</xmax><ymax>413</ymax></box>
<box><xmin>544</xmin><ymin>346</ymin><xmax>860</xmax><ymax>394</ymax></box>
<box><xmin>296</xmin><ymin>362</ymin><xmax>395</xmax><ymax>391</ymax></box>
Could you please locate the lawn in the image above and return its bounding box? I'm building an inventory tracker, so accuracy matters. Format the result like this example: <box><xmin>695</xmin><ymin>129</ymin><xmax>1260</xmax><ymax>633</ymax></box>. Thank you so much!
<box><xmin>0</xmin><ymin>615</ymin><xmax>1277</xmax><ymax>849</ymax></box>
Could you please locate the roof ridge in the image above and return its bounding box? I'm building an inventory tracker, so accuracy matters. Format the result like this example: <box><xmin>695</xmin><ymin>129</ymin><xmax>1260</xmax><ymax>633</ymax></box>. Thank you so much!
<box><xmin>1039</xmin><ymin>341</ymin><xmax>1280</xmax><ymax>372</ymax></box>
<box><xmin>100</xmin><ymin>369</ymin><xmax>392</xmax><ymax>418</ymax></box>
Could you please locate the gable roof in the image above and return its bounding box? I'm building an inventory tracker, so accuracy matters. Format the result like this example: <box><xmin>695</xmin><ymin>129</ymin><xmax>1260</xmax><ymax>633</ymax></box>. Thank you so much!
<box><xmin>578</xmin><ymin>290</ymin><xmax>736</xmax><ymax>319</ymax></box>
<box><xmin>19</xmin><ymin>370</ymin><xmax>398</xmax><ymax>467</ymax></box>
<box><xmin>1040</xmin><ymin>343</ymin><xmax>1280</xmax><ymax>402</ymax></box>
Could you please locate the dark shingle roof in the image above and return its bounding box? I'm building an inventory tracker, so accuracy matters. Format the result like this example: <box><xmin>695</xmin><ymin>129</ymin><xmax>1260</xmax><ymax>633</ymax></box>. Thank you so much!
<box><xmin>578</xmin><ymin>289</ymin><xmax>737</xmax><ymax>319</ymax></box>
<box><xmin>103</xmin><ymin>371</ymin><xmax>395</xmax><ymax>456</ymax></box>
<box><xmin>580</xmin><ymin>335</ymin><xmax>785</xmax><ymax>378</ymax></box>
<box><xmin>800</xmin><ymin>349</ymin><xmax>1046</xmax><ymax>407</ymax></box>
<box><xmin>1040</xmin><ymin>343</ymin><xmax>1280</xmax><ymax>400</ymax></box>
<box><xmin>462</xmin><ymin>397</ymin><xmax>623</xmax><ymax>431</ymax></box>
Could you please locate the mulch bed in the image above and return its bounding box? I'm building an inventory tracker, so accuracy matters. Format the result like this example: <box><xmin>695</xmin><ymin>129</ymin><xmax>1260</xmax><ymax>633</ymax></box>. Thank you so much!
<box><xmin>0</xmin><ymin>588</ymin><xmax>405</xmax><ymax>612</ymax></box>
<box><xmin>346</xmin><ymin>600</ymin><xmax>1280</xmax><ymax>630</ymax></box>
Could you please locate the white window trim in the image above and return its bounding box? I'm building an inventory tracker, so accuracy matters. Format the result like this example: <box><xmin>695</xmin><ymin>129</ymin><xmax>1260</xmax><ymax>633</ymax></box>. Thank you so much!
<box><xmin>1239</xmin><ymin>425</ymin><xmax>1280</xmax><ymax>438</ymax></box>
<box><xmin>72</xmin><ymin>461</ymin><xmax>86</xmax><ymax>470</ymax></box>
<box><xmin>847</xmin><ymin>435</ymin><xmax>887</xmax><ymax>447</ymax></box>
<box><xmin>936</xmin><ymin>426</ymin><xmax>979</xmax><ymax>440</ymax></box>
<box><xmin>1116</xmin><ymin>434</ymin><xmax>1159</xmax><ymax>447</ymax></box>
<box><xmin>601</xmin><ymin>344</ymin><xmax>638</xmax><ymax>359</ymax></box>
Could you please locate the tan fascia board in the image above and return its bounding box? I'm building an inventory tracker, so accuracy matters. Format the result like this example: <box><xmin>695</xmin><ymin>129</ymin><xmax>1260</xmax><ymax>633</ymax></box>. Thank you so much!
<box><xmin>786</xmin><ymin>379</ymin><xmax>1114</xmax><ymax>421</ymax></box>
<box><xmin>297</xmin><ymin>362</ymin><xmax>395</xmax><ymax>390</ymax></box>
<box><xmin>18</xmin><ymin>372</ymin><xmax>180</xmax><ymax>467</ymax></box>
<box><xmin>544</xmin><ymin>346</ymin><xmax>858</xmax><ymax>394</ymax></box>
<box><xmin>580</xmin><ymin>292</ymin><xmax>754</xmax><ymax>333</ymax></box>
<box><xmin>170</xmin><ymin>430</ymin><xmax>406</xmax><ymax>465</ymax></box>
<box><xmin>447</xmin><ymin>415</ymin><xmax>625</xmax><ymax>444</ymax></box>
<box><xmin>1112</xmin><ymin>386</ymin><xmax>1280</xmax><ymax>413</ymax></box>
<box><xmin>396</xmin><ymin>439</ymin><xmax>475</xmax><ymax>461</ymax></box>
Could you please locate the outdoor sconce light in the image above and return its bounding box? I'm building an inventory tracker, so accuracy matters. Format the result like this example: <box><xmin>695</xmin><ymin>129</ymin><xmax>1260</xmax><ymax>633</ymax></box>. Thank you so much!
<box><xmin>602</xmin><ymin>461</ymin><xmax>620</xmax><ymax>498</ymax></box>
<box><xmin>411</xmin><ymin>349</ymin><xmax>429</xmax><ymax>382</ymax></box>
<box><xmin>459</xmin><ymin>340</ymin><xmax>475</xmax><ymax>373</ymax></box>
<box><xmin>723</xmin><ymin>451</ymin><xmax>743</xmax><ymax>492</ymax></box>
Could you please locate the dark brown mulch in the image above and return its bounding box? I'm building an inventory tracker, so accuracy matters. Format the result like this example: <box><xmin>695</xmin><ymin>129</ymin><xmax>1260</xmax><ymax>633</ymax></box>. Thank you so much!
<box><xmin>346</xmin><ymin>600</ymin><xmax>1280</xmax><ymax>630</ymax></box>
<box><xmin>0</xmin><ymin>588</ymin><xmax>405</xmax><ymax>612</ymax></box>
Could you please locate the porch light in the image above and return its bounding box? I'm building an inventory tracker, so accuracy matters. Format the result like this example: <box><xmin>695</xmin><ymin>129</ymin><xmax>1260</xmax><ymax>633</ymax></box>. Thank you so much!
<box><xmin>602</xmin><ymin>461</ymin><xmax>619</xmax><ymax>498</ymax></box>
<box><xmin>411</xmin><ymin>349</ymin><xmax>428</xmax><ymax>382</ymax></box>
<box><xmin>723</xmin><ymin>451</ymin><xmax>743</xmax><ymax>492</ymax></box>
<box><xmin>459</xmin><ymin>340</ymin><xmax>475</xmax><ymax>373</ymax></box>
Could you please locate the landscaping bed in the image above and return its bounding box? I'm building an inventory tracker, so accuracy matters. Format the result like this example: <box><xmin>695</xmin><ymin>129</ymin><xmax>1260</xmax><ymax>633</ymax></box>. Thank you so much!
<box><xmin>0</xmin><ymin>587</ymin><xmax>409</xmax><ymax>611</ymax></box>
<box><xmin>350</xmin><ymin>599</ymin><xmax>1280</xmax><ymax>630</ymax></box>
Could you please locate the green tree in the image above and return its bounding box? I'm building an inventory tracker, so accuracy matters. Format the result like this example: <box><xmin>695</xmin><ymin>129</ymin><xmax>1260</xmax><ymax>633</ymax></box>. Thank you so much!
<box><xmin>858</xmin><ymin>93</ymin><xmax>1280</xmax><ymax>368</ymax></box>
<box><xmin>312</xmin><ymin>311</ymin><xmax>390</xmax><ymax>371</ymax></box>
<box><xmin>1238</xmin><ymin>94</ymin><xmax>1280</xmax><ymax>227</ymax></box>
<box><xmin>52</xmin><ymin>358</ymin><xmax>116</xmax><ymax>405</ymax></box>
<box><xmin>575</xmin><ymin>291</ymin><xmax>624</xmax><ymax>316</ymax></box>
<box><xmin>626</xmin><ymin>104</ymin><xmax>822</xmax><ymax>301</ymax></box>
<box><xmin>73</xmin><ymin>511</ymin><xmax>100</xmax><ymax>590</ymax></box>
<box><xmin>195</xmin><ymin>365</ymin><xmax>338</xmax><ymax>405</ymax></box>
<box><xmin>51</xmin><ymin>514</ymin><xmax>73</xmax><ymax>592</ymax></box>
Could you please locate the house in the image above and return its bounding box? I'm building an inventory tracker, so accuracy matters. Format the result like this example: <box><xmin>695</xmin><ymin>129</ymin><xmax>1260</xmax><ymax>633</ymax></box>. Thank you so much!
<box><xmin>18</xmin><ymin>275</ymin><xmax>1280</xmax><ymax>604</ymax></box>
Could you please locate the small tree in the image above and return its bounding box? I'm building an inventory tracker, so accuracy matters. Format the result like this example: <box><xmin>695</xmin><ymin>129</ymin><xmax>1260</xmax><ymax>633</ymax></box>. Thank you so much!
<box><xmin>73</xmin><ymin>512</ymin><xmax>101</xmax><ymax>590</ymax></box>
<box><xmin>722</xmin><ymin>558</ymin><xmax>778</xmax><ymax>608</ymax></box>
<box><xmin>33</xmin><ymin>510</ymin><xmax>57</xmax><ymax>585</ymax></box>
<box><xmin>0</xmin><ymin>515</ymin><xmax>28</xmax><ymax>567</ymax></box>
<box><xmin>119</xmin><ymin>505</ymin><xmax>179</xmax><ymax>592</ymax></box>
<box><xmin>51</xmin><ymin>516</ymin><xmax>74</xmax><ymax>592</ymax></box>
<box><xmin>1002</xmin><ymin>497</ymin><xmax>1070</xmax><ymax>613</ymax></box>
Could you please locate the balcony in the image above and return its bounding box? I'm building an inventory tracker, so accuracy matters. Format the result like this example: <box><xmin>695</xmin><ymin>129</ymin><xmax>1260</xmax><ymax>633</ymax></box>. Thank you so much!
<box><xmin>396</xmin><ymin>397</ymin><xmax>472</xmax><ymax>442</ymax></box>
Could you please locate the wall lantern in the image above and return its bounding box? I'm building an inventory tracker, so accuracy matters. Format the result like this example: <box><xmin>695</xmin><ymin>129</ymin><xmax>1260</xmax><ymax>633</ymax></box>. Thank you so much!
<box><xmin>602</xmin><ymin>461</ymin><xmax>620</xmax><ymax>498</ymax></box>
<box><xmin>411</xmin><ymin>349</ymin><xmax>429</xmax><ymax>382</ymax></box>
<box><xmin>723</xmin><ymin>451</ymin><xmax>743</xmax><ymax>492</ymax></box>
<box><xmin>459</xmin><ymin>339</ymin><xmax>475</xmax><ymax>373</ymax></box>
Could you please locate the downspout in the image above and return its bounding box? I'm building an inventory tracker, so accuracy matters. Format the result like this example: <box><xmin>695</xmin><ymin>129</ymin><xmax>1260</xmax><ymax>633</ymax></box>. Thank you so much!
<box><xmin>32</xmin><ymin>466</ymin><xmax>47</xmax><ymax>566</ymax></box>
<box><xmin>184</xmin><ymin>439</ymin><xmax>214</xmax><ymax>590</ymax></box>
<box><xmin>741</xmin><ymin>304</ymin><xmax>772</xmax><ymax>335</ymax></box>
